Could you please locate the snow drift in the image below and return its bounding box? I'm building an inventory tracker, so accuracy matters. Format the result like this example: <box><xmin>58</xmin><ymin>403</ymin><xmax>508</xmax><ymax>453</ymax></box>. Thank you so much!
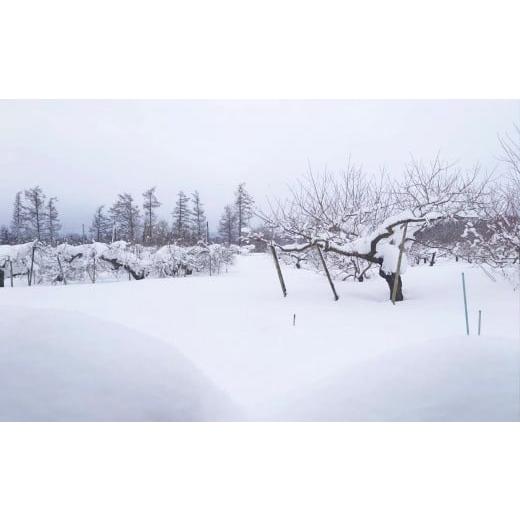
<box><xmin>0</xmin><ymin>307</ymin><xmax>238</xmax><ymax>421</ymax></box>
<box><xmin>276</xmin><ymin>336</ymin><xmax>519</xmax><ymax>421</ymax></box>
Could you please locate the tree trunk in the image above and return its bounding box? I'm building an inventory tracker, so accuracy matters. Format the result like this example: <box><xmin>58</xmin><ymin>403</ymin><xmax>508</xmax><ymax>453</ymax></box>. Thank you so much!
<box><xmin>379</xmin><ymin>269</ymin><xmax>403</xmax><ymax>301</ymax></box>
<box><xmin>99</xmin><ymin>255</ymin><xmax>145</xmax><ymax>280</ymax></box>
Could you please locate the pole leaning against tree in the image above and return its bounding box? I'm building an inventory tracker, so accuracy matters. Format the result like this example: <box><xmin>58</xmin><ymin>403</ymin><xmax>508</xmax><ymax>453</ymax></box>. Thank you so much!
<box><xmin>315</xmin><ymin>244</ymin><xmax>339</xmax><ymax>301</ymax></box>
<box><xmin>57</xmin><ymin>253</ymin><xmax>67</xmax><ymax>285</ymax></box>
<box><xmin>270</xmin><ymin>244</ymin><xmax>287</xmax><ymax>297</ymax></box>
<box><xmin>461</xmin><ymin>272</ymin><xmax>470</xmax><ymax>335</ymax></box>
<box><xmin>29</xmin><ymin>244</ymin><xmax>36</xmax><ymax>287</ymax></box>
<box><xmin>391</xmin><ymin>222</ymin><xmax>408</xmax><ymax>305</ymax></box>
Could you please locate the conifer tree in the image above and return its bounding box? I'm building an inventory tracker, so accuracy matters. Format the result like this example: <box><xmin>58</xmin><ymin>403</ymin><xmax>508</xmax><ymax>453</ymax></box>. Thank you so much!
<box><xmin>172</xmin><ymin>191</ymin><xmax>190</xmax><ymax>244</ymax></box>
<box><xmin>218</xmin><ymin>205</ymin><xmax>237</xmax><ymax>246</ymax></box>
<box><xmin>90</xmin><ymin>205</ymin><xmax>112</xmax><ymax>242</ymax></box>
<box><xmin>234</xmin><ymin>183</ymin><xmax>254</xmax><ymax>244</ymax></box>
<box><xmin>190</xmin><ymin>190</ymin><xmax>206</xmax><ymax>243</ymax></box>
<box><xmin>10</xmin><ymin>191</ymin><xmax>25</xmax><ymax>243</ymax></box>
<box><xmin>110</xmin><ymin>193</ymin><xmax>141</xmax><ymax>242</ymax></box>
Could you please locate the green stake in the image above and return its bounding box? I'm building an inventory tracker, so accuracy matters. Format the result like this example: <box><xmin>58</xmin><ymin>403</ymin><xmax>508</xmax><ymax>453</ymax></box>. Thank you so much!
<box><xmin>462</xmin><ymin>272</ymin><xmax>470</xmax><ymax>336</ymax></box>
<box><xmin>478</xmin><ymin>310</ymin><xmax>482</xmax><ymax>336</ymax></box>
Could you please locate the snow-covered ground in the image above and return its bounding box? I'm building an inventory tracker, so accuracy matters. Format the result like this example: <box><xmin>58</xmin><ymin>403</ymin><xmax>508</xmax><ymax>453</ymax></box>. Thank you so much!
<box><xmin>1</xmin><ymin>253</ymin><xmax>518</xmax><ymax>420</ymax></box>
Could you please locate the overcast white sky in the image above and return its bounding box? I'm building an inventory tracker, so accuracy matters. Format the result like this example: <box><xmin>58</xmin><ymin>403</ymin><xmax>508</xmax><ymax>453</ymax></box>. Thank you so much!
<box><xmin>0</xmin><ymin>100</ymin><xmax>518</xmax><ymax>233</ymax></box>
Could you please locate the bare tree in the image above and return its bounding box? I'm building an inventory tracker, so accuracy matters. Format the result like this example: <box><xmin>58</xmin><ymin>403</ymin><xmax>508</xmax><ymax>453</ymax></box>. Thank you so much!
<box><xmin>23</xmin><ymin>186</ymin><xmax>46</xmax><ymax>240</ymax></box>
<box><xmin>44</xmin><ymin>197</ymin><xmax>61</xmax><ymax>245</ymax></box>
<box><xmin>466</xmin><ymin>126</ymin><xmax>520</xmax><ymax>273</ymax></box>
<box><xmin>261</xmin><ymin>159</ymin><xmax>489</xmax><ymax>301</ymax></box>
<box><xmin>142</xmin><ymin>187</ymin><xmax>161</xmax><ymax>244</ymax></box>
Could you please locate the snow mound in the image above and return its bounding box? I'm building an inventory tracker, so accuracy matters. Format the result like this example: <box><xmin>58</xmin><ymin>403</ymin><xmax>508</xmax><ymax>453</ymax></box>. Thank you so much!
<box><xmin>0</xmin><ymin>308</ymin><xmax>239</xmax><ymax>421</ymax></box>
<box><xmin>277</xmin><ymin>336</ymin><xmax>520</xmax><ymax>421</ymax></box>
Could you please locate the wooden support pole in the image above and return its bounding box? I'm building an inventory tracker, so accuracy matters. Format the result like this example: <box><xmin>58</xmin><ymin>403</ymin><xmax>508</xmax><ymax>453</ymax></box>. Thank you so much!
<box><xmin>315</xmin><ymin>245</ymin><xmax>339</xmax><ymax>301</ymax></box>
<box><xmin>9</xmin><ymin>260</ymin><xmax>13</xmax><ymax>287</ymax></box>
<box><xmin>0</xmin><ymin>268</ymin><xmax>4</xmax><ymax>288</ymax></box>
<box><xmin>478</xmin><ymin>310</ymin><xmax>482</xmax><ymax>336</ymax></box>
<box><xmin>57</xmin><ymin>254</ymin><xmax>67</xmax><ymax>285</ymax></box>
<box><xmin>391</xmin><ymin>222</ymin><xmax>408</xmax><ymax>305</ymax></box>
<box><xmin>270</xmin><ymin>245</ymin><xmax>287</xmax><ymax>297</ymax></box>
<box><xmin>462</xmin><ymin>272</ymin><xmax>470</xmax><ymax>335</ymax></box>
<box><xmin>29</xmin><ymin>245</ymin><xmax>36</xmax><ymax>286</ymax></box>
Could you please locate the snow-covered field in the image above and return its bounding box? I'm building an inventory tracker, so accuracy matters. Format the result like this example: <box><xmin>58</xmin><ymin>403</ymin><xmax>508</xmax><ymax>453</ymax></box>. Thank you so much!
<box><xmin>1</xmin><ymin>253</ymin><xmax>518</xmax><ymax>421</ymax></box>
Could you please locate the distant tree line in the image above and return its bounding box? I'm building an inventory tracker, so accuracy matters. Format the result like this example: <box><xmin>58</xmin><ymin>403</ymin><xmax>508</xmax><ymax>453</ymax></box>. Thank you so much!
<box><xmin>0</xmin><ymin>187</ymin><xmax>61</xmax><ymax>245</ymax></box>
<box><xmin>1</xmin><ymin>183</ymin><xmax>256</xmax><ymax>247</ymax></box>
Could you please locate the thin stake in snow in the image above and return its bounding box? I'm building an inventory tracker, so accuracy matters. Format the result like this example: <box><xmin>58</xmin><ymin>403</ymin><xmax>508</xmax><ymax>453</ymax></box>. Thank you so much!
<box><xmin>391</xmin><ymin>222</ymin><xmax>408</xmax><ymax>305</ymax></box>
<box><xmin>9</xmin><ymin>260</ymin><xmax>13</xmax><ymax>287</ymax></box>
<box><xmin>270</xmin><ymin>245</ymin><xmax>287</xmax><ymax>297</ymax></box>
<box><xmin>315</xmin><ymin>245</ymin><xmax>339</xmax><ymax>301</ymax></box>
<box><xmin>462</xmin><ymin>272</ymin><xmax>470</xmax><ymax>335</ymax></box>
<box><xmin>478</xmin><ymin>310</ymin><xmax>482</xmax><ymax>336</ymax></box>
<box><xmin>293</xmin><ymin>313</ymin><xmax>296</xmax><ymax>326</ymax></box>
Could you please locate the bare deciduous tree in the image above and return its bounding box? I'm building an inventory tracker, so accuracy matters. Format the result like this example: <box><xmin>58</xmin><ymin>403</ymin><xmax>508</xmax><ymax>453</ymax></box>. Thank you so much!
<box><xmin>23</xmin><ymin>186</ymin><xmax>46</xmax><ymax>241</ymax></box>
<box><xmin>44</xmin><ymin>197</ymin><xmax>61</xmax><ymax>245</ymax></box>
<box><xmin>142</xmin><ymin>187</ymin><xmax>161</xmax><ymax>245</ymax></box>
<box><xmin>260</xmin><ymin>159</ymin><xmax>489</xmax><ymax>301</ymax></box>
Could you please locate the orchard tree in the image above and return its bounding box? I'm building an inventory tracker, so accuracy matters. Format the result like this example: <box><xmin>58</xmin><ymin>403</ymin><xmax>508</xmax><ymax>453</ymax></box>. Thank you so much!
<box><xmin>261</xmin><ymin>158</ymin><xmax>489</xmax><ymax>301</ymax></box>
<box><xmin>463</xmin><ymin>126</ymin><xmax>520</xmax><ymax>272</ymax></box>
